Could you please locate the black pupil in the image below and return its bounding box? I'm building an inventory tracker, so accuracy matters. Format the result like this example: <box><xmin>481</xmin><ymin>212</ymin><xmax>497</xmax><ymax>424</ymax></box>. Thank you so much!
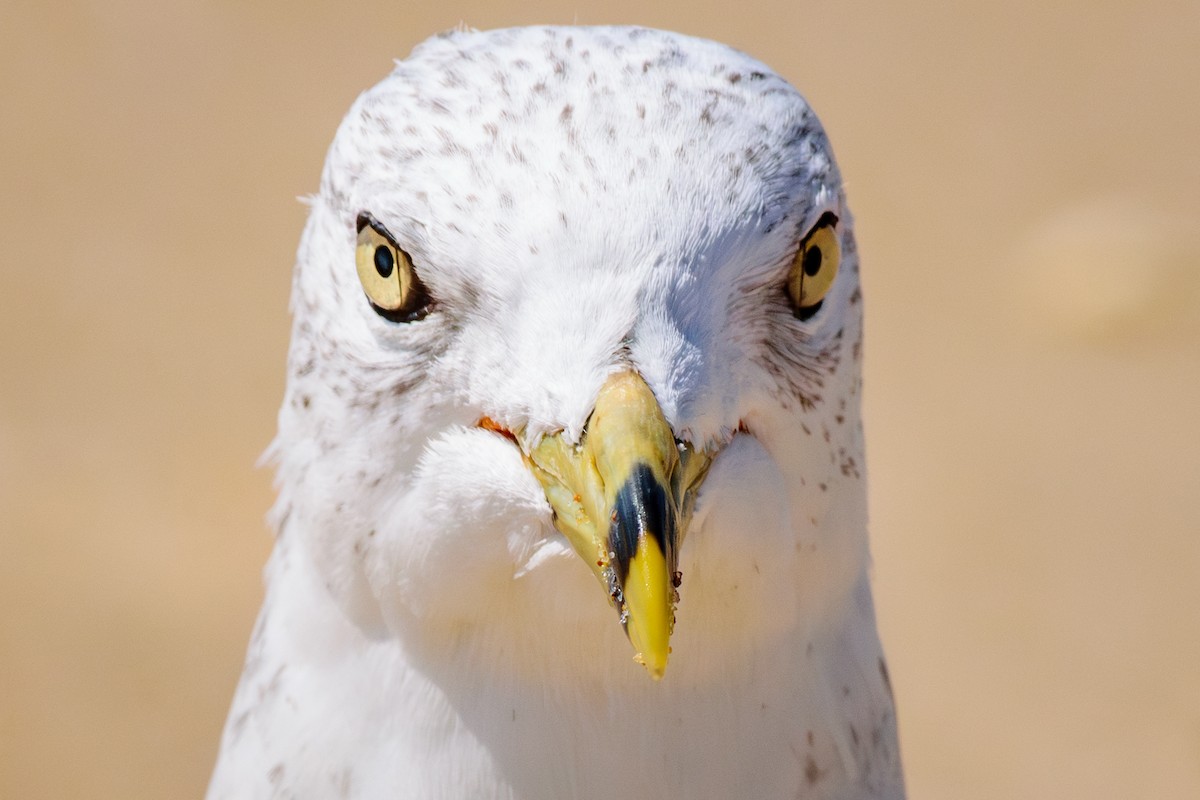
<box><xmin>802</xmin><ymin>246</ymin><xmax>823</xmax><ymax>277</ymax></box>
<box><xmin>374</xmin><ymin>245</ymin><xmax>394</xmax><ymax>278</ymax></box>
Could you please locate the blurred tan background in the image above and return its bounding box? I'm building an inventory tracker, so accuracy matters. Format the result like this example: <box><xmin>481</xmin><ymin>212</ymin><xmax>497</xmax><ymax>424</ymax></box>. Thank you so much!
<box><xmin>2</xmin><ymin>1</ymin><xmax>1198</xmax><ymax>797</ymax></box>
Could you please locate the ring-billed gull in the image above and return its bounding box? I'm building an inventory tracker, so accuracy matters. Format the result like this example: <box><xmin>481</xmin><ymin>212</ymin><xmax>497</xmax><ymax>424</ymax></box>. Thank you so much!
<box><xmin>209</xmin><ymin>25</ymin><xmax>903</xmax><ymax>799</ymax></box>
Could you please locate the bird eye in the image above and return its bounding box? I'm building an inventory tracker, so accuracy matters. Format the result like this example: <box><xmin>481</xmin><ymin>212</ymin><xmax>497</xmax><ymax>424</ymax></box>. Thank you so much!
<box><xmin>355</xmin><ymin>213</ymin><xmax>432</xmax><ymax>323</ymax></box>
<box><xmin>786</xmin><ymin>212</ymin><xmax>840</xmax><ymax>320</ymax></box>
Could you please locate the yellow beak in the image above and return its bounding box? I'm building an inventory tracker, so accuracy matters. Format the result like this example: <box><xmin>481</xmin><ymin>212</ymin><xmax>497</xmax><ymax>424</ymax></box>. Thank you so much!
<box><xmin>521</xmin><ymin>371</ymin><xmax>712</xmax><ymax>679</ymax></box>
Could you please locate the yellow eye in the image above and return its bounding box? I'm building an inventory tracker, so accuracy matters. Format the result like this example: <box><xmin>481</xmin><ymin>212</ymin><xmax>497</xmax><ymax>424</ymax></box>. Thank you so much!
<box><xmin>355</xmin><ymin>213</ymin><xmax>431</xmax><ymax>322</ymax></box>
<box><xmin>786</xmin><ymin>212</ymin><xmax>841</xmax><ymax>320</ymax></box>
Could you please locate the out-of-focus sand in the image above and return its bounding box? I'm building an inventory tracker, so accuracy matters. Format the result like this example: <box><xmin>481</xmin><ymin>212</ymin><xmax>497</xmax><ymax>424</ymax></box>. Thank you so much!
<box><xmin>2</xmin><ymin>2</ymin><xmax>1197</xmax><ymax>797</ymax></box>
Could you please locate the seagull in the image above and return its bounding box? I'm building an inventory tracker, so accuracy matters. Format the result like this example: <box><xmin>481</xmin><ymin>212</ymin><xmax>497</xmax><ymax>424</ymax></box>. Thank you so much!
<box><xmin>209</xmin><ymin>25</ymin><xmax>904</xmax><ymax>799</ymax></box>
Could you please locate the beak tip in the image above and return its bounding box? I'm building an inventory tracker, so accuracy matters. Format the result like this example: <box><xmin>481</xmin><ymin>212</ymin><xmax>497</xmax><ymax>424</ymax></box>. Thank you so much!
<box><xmin>619</xmin><ymin>532</ymin><xmax>676</xmax><ymax>681</ymax></box>
<box><xmin>632</xmin><ymin>648</ymin><xmax>668</xmax><ymax>681</ymax></box>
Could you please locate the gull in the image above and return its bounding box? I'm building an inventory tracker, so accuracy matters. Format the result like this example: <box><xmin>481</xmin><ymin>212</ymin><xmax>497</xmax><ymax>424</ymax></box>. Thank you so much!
<box><xmin>208</xmin><ymin>25</ymin><xmax>904</xmax><ymax>799</ymax></box>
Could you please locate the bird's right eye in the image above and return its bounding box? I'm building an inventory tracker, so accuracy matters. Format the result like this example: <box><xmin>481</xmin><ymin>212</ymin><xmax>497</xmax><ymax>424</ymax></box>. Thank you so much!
<box><xmin>355</xmin><ymin>213</ymin><xmax>432</xmax><ymax>323</ymax></box>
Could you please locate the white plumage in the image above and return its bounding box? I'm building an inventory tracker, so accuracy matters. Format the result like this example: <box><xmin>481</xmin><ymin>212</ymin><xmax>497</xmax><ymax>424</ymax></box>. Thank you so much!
<box><xmin>209</xmin><ymin>25</ymin><xmax>903</xmax><ymax>799</ymax></box>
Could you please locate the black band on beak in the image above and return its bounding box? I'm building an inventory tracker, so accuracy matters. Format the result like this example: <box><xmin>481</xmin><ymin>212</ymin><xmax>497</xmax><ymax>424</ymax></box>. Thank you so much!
<box><xmin>609</xmin><ymin>463</ymin><xmax>677</xmax><ymax>598</ymax></box>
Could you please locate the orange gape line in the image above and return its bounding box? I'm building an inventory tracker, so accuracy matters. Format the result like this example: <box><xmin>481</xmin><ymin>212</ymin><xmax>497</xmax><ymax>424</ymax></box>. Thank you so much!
<box><xmin>477</xmin><ymin>416</ymin><xmax>518</xmax><ymax>443</ymax></box>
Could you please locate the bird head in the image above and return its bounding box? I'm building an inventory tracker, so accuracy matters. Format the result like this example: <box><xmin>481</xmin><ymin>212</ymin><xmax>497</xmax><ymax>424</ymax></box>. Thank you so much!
<box><xmin>270</xmin><ymin>27</ymin><xmax>867</xmax><ymax>683</ymax></box>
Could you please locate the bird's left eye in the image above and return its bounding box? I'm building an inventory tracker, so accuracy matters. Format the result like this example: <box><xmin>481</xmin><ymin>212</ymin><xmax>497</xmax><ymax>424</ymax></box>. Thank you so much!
<box><xmin>786</xmin><ymin>212</ymin><xmax>840</xmax><ymax>320</ymax></box>
<box><xmin>355</xmin><ymin>213</ymin><xmax>432</xmax><ymax>323</ymax></box>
